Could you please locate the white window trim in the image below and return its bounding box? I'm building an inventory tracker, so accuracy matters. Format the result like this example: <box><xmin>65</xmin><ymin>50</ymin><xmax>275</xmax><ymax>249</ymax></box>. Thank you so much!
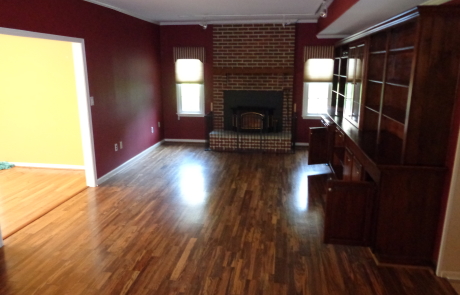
<box><xmin>176</xmin><ymin>84</ymin><xmax>205</xmax><ymax>117</ymax></box>
<box><xmin>302</xmin><ymin>82</ymin><xmax>332</xmax><ymax>119</ymax></box>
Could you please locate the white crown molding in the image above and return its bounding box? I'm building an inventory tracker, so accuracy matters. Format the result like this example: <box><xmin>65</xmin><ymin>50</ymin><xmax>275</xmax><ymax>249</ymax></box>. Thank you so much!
<box><xmin>97</xmin><ymin>140</ymin><xmax>164</xmax><ymax>185</ymax></box>
<box><xmin>297</xmin><ymin>19</ymin><xmax>318</xmax><ymax>24</ymax></box>
<box><xmin>164</xmin><ymin>139</ymin><xmax>206</xmax><ymax>143</ymax></box>
<box><xmin>83</xmin><ymin>0</ymin><xmax>159</xmax><ymax>24</ymax></box>
<box><xmin>160</xmin><ymin>19</ymin><xmax>312</xmax><ymax>26</ymax></box>
<box><xmin>11</xmin><ymin>163</ymin><xmax>85</xmax><ymax>170</ymax></box>
<box><xmin>83</xmin><ymin>0</ymin><xmax>321</xmax><ymax>26</ymax></box>
<box><xmin>316</xmin><ymin>34</ymin><xmax>349</xmax><ymax>39</ymax></box>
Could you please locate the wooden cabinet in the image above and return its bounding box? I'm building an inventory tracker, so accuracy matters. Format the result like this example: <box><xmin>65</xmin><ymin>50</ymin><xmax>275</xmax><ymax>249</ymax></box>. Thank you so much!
<box><xmin>324</xmin><ymin>180</ymin><xmax>375</xmax><ymax>246</ymax></box>
<box><xmin>309</xmin><ymin>5</ymin><xmax>460</xmax><ymax>267</ymax></box>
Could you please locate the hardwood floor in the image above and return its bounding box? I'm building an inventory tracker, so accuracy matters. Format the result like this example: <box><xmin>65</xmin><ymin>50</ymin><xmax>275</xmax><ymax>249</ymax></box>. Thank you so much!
<box><xmin>0</xmin><ymin>167</ymin><xmax>87</xmax><ymax>238</ymax></box>
<box><xmin>0</xmin><ymin>143</ymin><xmax>456</xmax><ymax>294</ymax></box>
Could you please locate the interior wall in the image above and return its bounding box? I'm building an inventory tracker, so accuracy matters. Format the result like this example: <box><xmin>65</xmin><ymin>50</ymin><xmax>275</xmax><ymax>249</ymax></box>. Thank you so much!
<box><xmin>293</xmin><ymin>23</ymin><xmax>340</xmax><ymax>143</ymax></box>
<box><xmin>160</xmin><ymin>23</ymin><xmax>339</xmax><ymax>143</ymax></box>
<box><xmin>160</xmin><ymin>25</ymin><xmax>214</xmax><ymax>140</ymax></box>
<box><xmin>0</xmin><ymin>34</ymin><xmax>83</xmax><ymax>166</ymax></box>
<box><xmin>0</xmin><ymin>0</ymin><xmax>162</xmax><ymax>178</ymax></box>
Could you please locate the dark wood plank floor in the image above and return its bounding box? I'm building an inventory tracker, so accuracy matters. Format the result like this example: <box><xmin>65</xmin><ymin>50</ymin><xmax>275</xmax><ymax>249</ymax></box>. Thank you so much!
<box><xmin>0</xmin><ymin>143</ymin><xmax>456</xmax><ymax>295</ymax></box>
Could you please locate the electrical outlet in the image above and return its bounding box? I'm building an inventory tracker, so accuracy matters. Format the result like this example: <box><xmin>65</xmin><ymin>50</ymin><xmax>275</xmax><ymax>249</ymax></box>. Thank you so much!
<box><xmin>120</xmin><ymin>141</ymin><xmax>123</xmax><ymax>149</ymax></box>
<box><xmin>151</xmin><ymin>127</ymin><xmax>154</xmax><ymax>133</ymax></box>
<box><xmin>115</xmin><ymin>143</ymin><xmax>118</xmax><ymax>151</ymax></box>
<box><xmin>158</xmin><ymin>122</ymin><xmax>161</xmax><ymax>128</ymax></box>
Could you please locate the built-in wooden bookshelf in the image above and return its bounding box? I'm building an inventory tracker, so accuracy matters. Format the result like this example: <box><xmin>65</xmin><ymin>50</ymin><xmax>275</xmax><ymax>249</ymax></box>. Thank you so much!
<box><xmin>310</xmin><ymin>5</ymin><xmax>460</xmax><ymax>266</ymax></box>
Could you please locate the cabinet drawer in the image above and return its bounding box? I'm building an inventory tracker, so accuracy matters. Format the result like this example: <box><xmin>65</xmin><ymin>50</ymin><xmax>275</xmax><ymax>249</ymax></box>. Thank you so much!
<box><xmin>334</xmin><ymin>128</ymin><xmax>345</xmax><ymax>147</ymax></box>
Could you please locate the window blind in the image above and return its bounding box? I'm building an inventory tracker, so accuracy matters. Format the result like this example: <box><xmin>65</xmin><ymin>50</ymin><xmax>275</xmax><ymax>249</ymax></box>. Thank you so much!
<box><xmin>173</xmin><ymin>47</ymin><xmax>206</xmax><ymax>63</ymax></box>
<box><xmin>303</xmin><ymin>59</ymin><xmax>334</xmax><ymax>82</ymax></box>
<box><xmin>303</xmin><ymin>46</ymin><xmax>334</xmax><ymax>62</ymax></box>
<box><xmin>175</xmin><ymin>59</ymin><xmax>204</xmax><ymax>84</ymax></box>
<box><xmin>303</xmin><ymin>46</ymin><xmax>334</xmax><ymax>83</ymax></box>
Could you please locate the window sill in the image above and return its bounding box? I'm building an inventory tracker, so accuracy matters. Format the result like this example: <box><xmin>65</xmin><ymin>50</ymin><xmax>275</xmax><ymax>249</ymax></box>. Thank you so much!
<box><xmin>177</xmin><ymin>113</ymin><xmax>205</xmax><ymax>118</ymax></box>
<box><xmin>302</xmin><ymin>115</ymin><xmax>323</xmax><ymax>119</ymax></box>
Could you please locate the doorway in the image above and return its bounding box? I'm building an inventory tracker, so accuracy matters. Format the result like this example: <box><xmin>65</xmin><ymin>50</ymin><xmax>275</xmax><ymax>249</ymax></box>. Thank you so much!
<box><xmin>0</xmin><ymin>27</ymin><xmax>97</xmax><ymax>243</ymax></box>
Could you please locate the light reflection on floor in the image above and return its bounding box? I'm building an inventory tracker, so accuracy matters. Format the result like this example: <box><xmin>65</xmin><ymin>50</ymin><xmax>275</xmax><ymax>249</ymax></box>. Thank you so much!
<box><xmin>296</xmin><ymin>173</ymin><xmax>309</xmax><ymax>211</ymax></box>
<box><xmin>179</xmin><ymin>164</ymin><xmax>207</xmax><ymax>206</ymax></box>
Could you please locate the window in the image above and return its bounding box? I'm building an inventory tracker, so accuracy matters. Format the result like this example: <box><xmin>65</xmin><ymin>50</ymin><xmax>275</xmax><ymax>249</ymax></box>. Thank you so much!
<box><xmin>175</xmin><ymin>59</ymin><xmax>204</xmax><ymax>116</ymax></box>
<box><xmin>302</xmin><ymin>58</ymin><xmax>334</xmax><ymax>118</ymax></box>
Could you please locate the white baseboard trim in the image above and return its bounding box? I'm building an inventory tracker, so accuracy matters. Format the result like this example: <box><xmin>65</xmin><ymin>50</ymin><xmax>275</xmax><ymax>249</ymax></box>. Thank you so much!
<box><xmin>296</xmin><ymin>142</ymin><xmax>309</xmax><ymax>147</ymax></box>
<box><xmin>10</xmin><ymin>162</ymin><xmax>85</xmax><ymax>170</ymax></box>
<box><xmin>97</xmin><ymin>140</ymin><xmax>164</xmax><ymax>185</ymax></box>
<box><xmin>438</xmin><ymin>271</ymin><xmax>460</xmax><ymax>280</ymax></box>
<box><xmin>164</xmin><ymin>139</ymin><xmax>206</xmax><ymax>143</ymax></box>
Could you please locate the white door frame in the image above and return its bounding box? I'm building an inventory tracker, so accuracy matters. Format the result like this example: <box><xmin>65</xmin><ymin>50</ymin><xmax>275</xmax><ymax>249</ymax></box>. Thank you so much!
<box><xmin>0</xmin><ymin>27</ymin><xmax>97</xmax><ymax>187</ymax></box>
<box><xmin>437</xmin><ymin>125</ymin><xmax>460</xmax><ymax>279</ymax></box>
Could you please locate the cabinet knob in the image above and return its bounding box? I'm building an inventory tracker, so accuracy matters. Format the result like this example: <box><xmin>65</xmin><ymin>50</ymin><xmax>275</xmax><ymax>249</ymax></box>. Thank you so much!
<box><xmin>328</xmin><ymin>188</ymin><xmax>332</xmax><ymax>192</ymax></box>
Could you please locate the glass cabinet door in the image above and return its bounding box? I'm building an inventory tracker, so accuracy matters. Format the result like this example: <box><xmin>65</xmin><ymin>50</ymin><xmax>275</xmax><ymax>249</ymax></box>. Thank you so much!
<box><xmin>343</xmin><ymin>43</ymin><xmax>365</xmax><ymax>127</ymax></box>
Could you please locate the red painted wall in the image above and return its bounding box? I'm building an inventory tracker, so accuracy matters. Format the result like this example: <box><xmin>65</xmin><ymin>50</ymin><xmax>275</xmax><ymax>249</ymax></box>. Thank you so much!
<box><xmin>0</xmin><ymin>0</ymin><xmax>162</xmax><ymax>178</ymax></box>
<box><xmin>293</xmin><ymin>23</ymin><xmax>340</xmax><ymax>143</ymax></box>
<box><xmin>160</xmin><ymin>25</ymin><xmax>213</xmax><ymax>140</ymax></box>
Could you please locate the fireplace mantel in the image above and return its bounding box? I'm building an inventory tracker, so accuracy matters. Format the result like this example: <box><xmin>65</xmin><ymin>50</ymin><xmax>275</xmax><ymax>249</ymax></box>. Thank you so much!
<box><xmin>213</xmin><ymin>67</ymin><xmax>294</xmax><ymax>75</ymax></box>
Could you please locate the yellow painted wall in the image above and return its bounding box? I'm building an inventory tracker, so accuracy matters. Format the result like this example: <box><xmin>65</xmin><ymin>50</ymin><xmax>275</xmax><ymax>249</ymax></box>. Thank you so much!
<box><xmin>0</xmin><ymin>34</ymin><xmax>83</xmax><ymax>165</ymax></box>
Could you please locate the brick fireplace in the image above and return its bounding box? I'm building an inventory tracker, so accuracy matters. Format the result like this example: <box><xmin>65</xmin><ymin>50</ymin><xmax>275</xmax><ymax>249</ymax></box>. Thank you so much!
<box><xmin>208</xmin><ymin>24</ymin><xmax>296</xmax><ymax>152</ymax></box>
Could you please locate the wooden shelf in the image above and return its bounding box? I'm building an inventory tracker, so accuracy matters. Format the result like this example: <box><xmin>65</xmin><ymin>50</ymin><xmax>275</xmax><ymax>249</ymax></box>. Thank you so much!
<box><xmin>365</xmin><ymin>105</ymin><xmax>380</xmax><ymax>113</ymax></box>
<box><xmin>370</xmin><ymin>50</ymin><xmax>386</xmax><ymax>55</ymax></box>
<box><xmin>386</xmin><ymin>81</ymin><xmax>409</xmax><ymax>88</ymax></box>
<box><xmin>368</xmin><ymin>79</ymin><xmax>383</xmax><ymax>84</ymax></box>
<box><xmin>389</xmin><ymin>46</ymin><xmax>414</xmax><ymax>53</ymax></box>
<box><xmin>213</xmin><ymin>67</ymin><xmax>294</xmax><ymax>75</ymax></box>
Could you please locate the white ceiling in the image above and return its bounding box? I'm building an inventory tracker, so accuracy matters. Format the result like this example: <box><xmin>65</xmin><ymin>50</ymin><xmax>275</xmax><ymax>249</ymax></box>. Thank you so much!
<box><xmin>85</xmin><ymin>0</ymin><xmax>450</xmax><ymax>37</ymax></box>
<box><xmin>84</xmin><ymin>0</ymin><xmax>327</xmax><ymax>25</ymax></box>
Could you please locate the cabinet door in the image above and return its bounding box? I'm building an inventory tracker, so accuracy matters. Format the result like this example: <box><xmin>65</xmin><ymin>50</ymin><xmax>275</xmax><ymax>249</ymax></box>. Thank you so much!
<box><xmin>308</xmin><ymin>127</ymin><xmax>328</xmax><ymax>164</ymax></box>
<box><xmin>352</xmin><ymin>157</ymin><xmax>364</xmax><ymax>181</ymax></box>
<box><xmin>373</xmin><ymin>167</ymin><xmax>446</xmax><ymax>265</ymax></box>
<box><xmin>343</xmin><ymin>149</ymin><xmax>353</xmax><ymax>181</ymax></box>
<box><xmin>324</xmin><ymin>180</ymin><xmax>375</xmax><ymax>246</ymax></box>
